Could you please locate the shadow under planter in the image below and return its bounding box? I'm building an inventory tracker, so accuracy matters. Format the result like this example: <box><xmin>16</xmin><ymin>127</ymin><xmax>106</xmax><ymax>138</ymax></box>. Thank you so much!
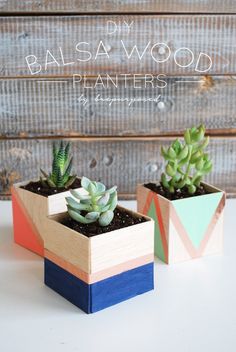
<box><xmin>44</xmin><ymin>206</ymin><xmax>154</xmax><ymax>313</ymax></box>
<box><xmin>137</xmin><ymin>182</ymin><xmax>225</xmax><ymax>264</ymax></box>
<box><xmin>11</xmin><ymin>179</ymin><xmax>82</xmax><ymax>256</ymax></box>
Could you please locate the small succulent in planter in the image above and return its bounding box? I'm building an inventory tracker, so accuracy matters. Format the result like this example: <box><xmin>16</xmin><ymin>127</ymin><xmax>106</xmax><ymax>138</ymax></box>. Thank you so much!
<box><xmin>161</xmin><ymin>125</ymin><xmax>213</xmax><ymax>195</ymax></box>
<box><xmin>40</xmin><ymin>142</ymin><xmax>76</xmax><ymax>189</ymax></box>
<box><xmin>66</xmin><ymin>177</ymin><xmax>118</xmax><ymax>226</ymax></box>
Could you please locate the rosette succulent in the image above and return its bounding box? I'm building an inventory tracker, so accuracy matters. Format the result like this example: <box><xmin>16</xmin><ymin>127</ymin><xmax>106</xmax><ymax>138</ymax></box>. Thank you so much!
<box><xmin>40</xmin><ymin>142</ymin><xmax>76</xmax><ymax>189</ymax></box>
<box><xmin>161</xmin><ymin>125</ymin><xmax>213</xmax><ymax>195</ymax></box>
<box><xmin>66</xmin><ymin>177</ymin><xmax>118</xmax><ymax>227</ymax></box>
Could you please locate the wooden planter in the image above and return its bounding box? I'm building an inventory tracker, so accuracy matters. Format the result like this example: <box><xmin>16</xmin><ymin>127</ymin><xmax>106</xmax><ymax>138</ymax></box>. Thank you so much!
<box><xmin>11</xmin><ymin>180</ymin><xmax>82</xmax><ymax>256</ymax></box>
<box><xmin>137</xmin><ymin>183</ymin><xmax>225</xmax><ymax>264</ymax></box>
<box><xmin>44</xmin><ymin>206</ymin><xmax>154</xmax><ymax>313</ymax></box>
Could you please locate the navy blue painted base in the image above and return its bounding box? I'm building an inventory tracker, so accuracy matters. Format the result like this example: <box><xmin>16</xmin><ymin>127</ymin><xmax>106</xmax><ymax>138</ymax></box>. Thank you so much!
<box><xmin>44</xmin><ymin>259</ymin><xmax>154</xmax><ymax>313</ymax></box>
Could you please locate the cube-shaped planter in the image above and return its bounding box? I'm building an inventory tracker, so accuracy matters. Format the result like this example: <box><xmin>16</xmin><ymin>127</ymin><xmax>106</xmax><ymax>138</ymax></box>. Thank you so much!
<box><xmin>137</xmin><ymin>182</ymin><xmax>225</xmax><ymax>264</ymax></box>
<box><xmin>11</xmin><ymin>179</ymin><xmax>82</xmax><ymax>256</ymax></box>
<box><xmin>44</xmin><ymin>206</ymin><xmax>154</xmax><ymax>313</ymax></box>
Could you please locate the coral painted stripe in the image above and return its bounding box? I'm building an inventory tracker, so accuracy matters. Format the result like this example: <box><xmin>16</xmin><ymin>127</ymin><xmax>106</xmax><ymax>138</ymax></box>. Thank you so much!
<box><xmin>12</xmin><ymin>188</ymin><xmax>44</xmax><ymax>256</ymax></box>
<box><xmin>142</xmin><ymin>191</ymin><xmax>154</xmax><ymax>215</ymax></box>
<box><xmin>153</xmin><ymin>195</ymin><xmax>168</xmax><ymax>262</ymax></box>
<box><xmin>45</xmin><ymin>249</ymin><xmax>154</xmax><ymax>284</ymax></box>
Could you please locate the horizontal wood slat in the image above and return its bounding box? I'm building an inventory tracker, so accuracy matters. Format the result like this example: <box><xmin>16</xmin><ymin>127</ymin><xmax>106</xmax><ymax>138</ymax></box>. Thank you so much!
<box><xmin>1</xmin><ymin>76</ymin><xmax>236</xmax><ymax>137</ymax></box>
<box><xmin>1</xmin><ymin>16</ymin><xmax>236</xmax><ymax>76</ymax></box>
<box><xmin>0</xmin><ymin>137</ymin><xmax>235</xmax><ymax>198</ymax></box>
<box><xmin>1</xmin><ymin>1</ymin><xmax>236</xmax><ymax>14</ymax></box>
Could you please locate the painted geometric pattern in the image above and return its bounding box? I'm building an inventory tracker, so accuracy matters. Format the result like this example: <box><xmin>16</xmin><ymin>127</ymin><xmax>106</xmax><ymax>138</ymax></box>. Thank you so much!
<box><xmin>11</xmin><ymin>188</ymin><xmax>44</xmax><ymax>256</ymax></box>
<box><xmin>141</xmin><ymin>189</ymin><xmax>225</xmax><ymax>263</ymax></box>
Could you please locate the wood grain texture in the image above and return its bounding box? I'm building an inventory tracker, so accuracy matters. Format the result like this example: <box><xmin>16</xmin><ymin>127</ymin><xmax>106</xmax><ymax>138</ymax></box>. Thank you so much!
<box><xmin>1</xmin><ymin>76</ymin><xmax>236</xmax><ymax>137</ymax></box>
<box><xmin>1</xmin><ymin>16</ymin><xmax>236</xmax><ymax>77</ymax></box>
<box><xmin>1</xmin><ymin>0</ymin><xmax>236</xmax><ymax>13</ymax></box>
<box><xmin>46</xmin><ymin>207</ymin><xmax>153</xmax><ymax>274</ymax></box>
<box><xmin>90</xmin><ymin>207</ymin><xmax>154</xmax><ymax>272</ymax></box>
<box><xmin>45</xmin><ymin>213</ymin><xmax>91</xmax><ymax>273</ymax></box>
<box><xmin>1</xmin><ymin>137</ymin><xmax>235</xmax><ymax>198</ymax></box>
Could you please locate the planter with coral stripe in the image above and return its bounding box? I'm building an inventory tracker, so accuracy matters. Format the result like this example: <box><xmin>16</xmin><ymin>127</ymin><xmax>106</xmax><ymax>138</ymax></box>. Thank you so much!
<box><xmin>11</xmin><ymin>180</ymin><xmax>82</xmax><ymax>256</ymax></box>
<box><xmin>137</xmin><ymin>183</ymin><xmax>225</xmax><ymax>264</ymax></box>
<box><xmin>43</xmin><ymin>206</ymin><xmax>154</xmax><ymax>313</ymax></box>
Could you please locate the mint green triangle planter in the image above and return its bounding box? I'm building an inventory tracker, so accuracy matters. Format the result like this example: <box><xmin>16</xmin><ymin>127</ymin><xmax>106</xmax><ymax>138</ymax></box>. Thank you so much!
<box><xmin>137</xmin><ymin>183</ymin><xmax>225</xmax><ymax>264</ymax></box>
<box><xmin>172</xmin><ymin>192</ymin><xmax>223</xmax><ymax>249</ymax></box>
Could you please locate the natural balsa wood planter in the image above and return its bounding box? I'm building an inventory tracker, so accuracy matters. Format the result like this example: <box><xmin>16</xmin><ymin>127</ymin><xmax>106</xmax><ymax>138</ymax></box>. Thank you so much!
<box><xmin>44</xmin><ymin>206</ymin><xmax>154</xmax><ymax>313</ymax></box>
<box><xmin>11</xmin><ymin>180</ymin><xmax>82</xmax><ymax>256</ymax></box>
<box><xmin>137</xmin><ymin>183</ymin><xmax>225</xmax><ymax>264</ymax></box>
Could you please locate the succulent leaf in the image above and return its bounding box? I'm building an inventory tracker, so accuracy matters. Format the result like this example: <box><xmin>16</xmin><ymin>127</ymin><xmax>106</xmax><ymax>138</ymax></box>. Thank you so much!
<box><xmin>99</xmin><ymin>211</ymin><xmax>114</xmax><ymax>227</ymax></box>
<box><xmin>68</xmin><ymin>209</ymin><xmax>94</xmax><ymax>224</ymax></box>
<box><xmin>97</xmin><ymin>193</ymin><xmax>110</xmax><ymax>206</ymax></box>
<box><xmin>70</xmin><ymin>189</ymin><xmax>90</xmax><ymax>201</ymax></box>
<box><xmin>96</xmin><ymin>182</ymin><xmax>106</xmax><ymax>194</ymax></box>
<box><xmin>66</xmin><ymin>196</ymin><xmax>91</xmax><ymax>211</ymax></box>
<box><xmin>168</xmin><ymin>147</ymin><xmax>176</xmax><ymax>159</ymax></box>
<box><xmin>166</xmin><ymin>163</ymin><xmax>176</xmax><ymax>177</ymax></box>
<box><xmin>178</xmin><ymin>145</ymin><xmax>188</xmax><ymax>161</ymax></box>
<box><xmin>85</xmin><ymin>212</ymin><xmax>100</xmax><ymax>220</ymax></box>
<box><xmin>81</xmin><ymin>176</ymin><xmax>91</xmax><ymax>190</ymax></box>
<box><xmin>184</xmin><ymin>129</ymin><xmax>191</xmax><ymax>145</ymax></box>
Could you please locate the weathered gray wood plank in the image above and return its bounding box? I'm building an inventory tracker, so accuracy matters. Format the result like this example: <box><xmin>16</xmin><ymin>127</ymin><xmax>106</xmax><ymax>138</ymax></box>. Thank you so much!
<box><xmin>1</xmin><ymin>76</ymin><xmax>236</xmax><ymax>137</ymax></box>
<box><xmin>0</xmin><ymin>137</ymin><xmax>235</xmax><ymax>198</ymax></box>
<box><xmin>1</xmin><ymin>0</ymin><xmax>236</xmax><ymax>13</ymax></box>
<box><xmin>1</xmin><ymin>16</ymin><xmax>236</xmax><ymax>76</ymax></box>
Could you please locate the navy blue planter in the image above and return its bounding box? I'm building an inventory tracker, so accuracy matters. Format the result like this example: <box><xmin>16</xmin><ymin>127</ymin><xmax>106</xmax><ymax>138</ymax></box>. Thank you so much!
<box><xmin>45</xmin><ymin>258</ymin><xmax>154</xmax><ymax>313</ymax></box>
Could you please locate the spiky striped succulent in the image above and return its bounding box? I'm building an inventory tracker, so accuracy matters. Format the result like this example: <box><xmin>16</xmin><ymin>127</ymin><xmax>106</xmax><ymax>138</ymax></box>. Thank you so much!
<box><xmin>66</xmin><ymin>177</ymin><xmax>118</xmax><ymax>227</ymax></box>
<box><xmin>161</xmin><ymin>125</ymin><xmax>213</xmax><ymax>195</ymax></box>
<box><xmin>40</xmin><ymin>142</ymin><xmax>76</xmax><ymax>189</ymax></box>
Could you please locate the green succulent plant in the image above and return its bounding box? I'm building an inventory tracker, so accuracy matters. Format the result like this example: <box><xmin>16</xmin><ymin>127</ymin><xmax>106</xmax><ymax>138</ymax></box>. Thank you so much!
<box><xmin>40</xmin><ymin>142</ymin><xmax>76</xmax><ymax>189</ymax></box>
<box><xmin>161</xmin><ymin>125</ymin><xmax>213</xmax><ymax>195</ymax></box>
<box><xmin>66</xmin><ymin>177</ymin><xmax>118</xmax><ymax>227</ymax></box>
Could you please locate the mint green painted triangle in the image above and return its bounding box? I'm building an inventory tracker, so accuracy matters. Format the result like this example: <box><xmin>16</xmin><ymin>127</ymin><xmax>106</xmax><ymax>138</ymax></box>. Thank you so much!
<box><xmin>148</xmin><ymin>199</ymin><xmax>165</xmax><ymax>262</ymax></box>
<box><xmin>172</xmin><ymin>192</ymin><xmax>223</xmax><ymax>249</ymax></box>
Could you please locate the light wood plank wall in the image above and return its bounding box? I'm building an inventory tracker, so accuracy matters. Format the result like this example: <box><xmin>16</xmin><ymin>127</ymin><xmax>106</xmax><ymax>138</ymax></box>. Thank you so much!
<box><xmin>1</xmin><ymin>1</ymin><xmax>236</xmax><ymax>13</ymax></box>
<box><xmin>0</xmin><ymin>2</ymin><xmax>236</xmax><ymax>199</ymax></box>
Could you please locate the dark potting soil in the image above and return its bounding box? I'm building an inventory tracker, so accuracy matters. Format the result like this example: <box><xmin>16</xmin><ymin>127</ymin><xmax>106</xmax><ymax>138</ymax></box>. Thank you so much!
<box><xmin>144</xmin><ymin>183</ymin><xmax>210</xmax><ymax>201</ymax></box>
<box><xmin>60</xmin><ymin>207</ymin><xmax>147</xmax><ymax>237</ymax></box>
<box><xmin>21</xmin><ymin>178</ymin><xmax>81</xmax><ymax>197</ymax></box>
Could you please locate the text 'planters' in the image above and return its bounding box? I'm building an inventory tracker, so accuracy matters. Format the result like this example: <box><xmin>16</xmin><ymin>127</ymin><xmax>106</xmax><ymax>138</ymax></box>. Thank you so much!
<box><xmin>137</xmin><ymin>125</ymin><xmax>226</xmax><ymax>264</ymax></box>
<box><xmin>11</xmin><ymin>142</ymin><xmax>81</xmax><ymax>256</ymax></box>
<box><xmin>44</xmin><ymin>178</ymin><xmax>154</xmax><ymax>313</ymax></box>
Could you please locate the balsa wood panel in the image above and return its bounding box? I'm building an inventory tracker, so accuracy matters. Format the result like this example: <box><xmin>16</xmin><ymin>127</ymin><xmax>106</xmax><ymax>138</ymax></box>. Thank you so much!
<box><xmin>46</xmin><ymin>208</ymin><xmax>153</xmax><ymax>274</ymax></box>
<box><xmin>1</xmin><ymin>16</ymin><xmax>236</xmax><ymax>76</ymax></box>
<box><xmin>13</xmin><ymin>182</ymin><xmax>76</xmax><ymax>246</ymax></box>
<box><xmin>1</xmin><ymin>0</ymin><xmax>236</xmax><ymax>13</ymax></box>
<box><xmin>1</xmin><ymin>137</ymin><xmax>236</xmax><ymax>198</ymax></box>
<box><xmin>45</xmin><ymin>213</ymin><xmax>91</xmax><ymax>272</ymax></box>
<box><xmin>90</xmin><ymin>212</ymin><xmax>154</xmax><ymax>272</ymax></box>
<box><xmin>1</xmin><ymin>77</ymin><xmax>236</xmax><ymax>137</ymax></box>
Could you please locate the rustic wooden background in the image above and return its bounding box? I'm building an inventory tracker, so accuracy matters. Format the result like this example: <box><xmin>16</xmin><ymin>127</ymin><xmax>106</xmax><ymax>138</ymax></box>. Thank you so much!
<box><xmin>0</xmin><ymin>1</ymin><xmax>236</xmax><ymax>199</ymax></box>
